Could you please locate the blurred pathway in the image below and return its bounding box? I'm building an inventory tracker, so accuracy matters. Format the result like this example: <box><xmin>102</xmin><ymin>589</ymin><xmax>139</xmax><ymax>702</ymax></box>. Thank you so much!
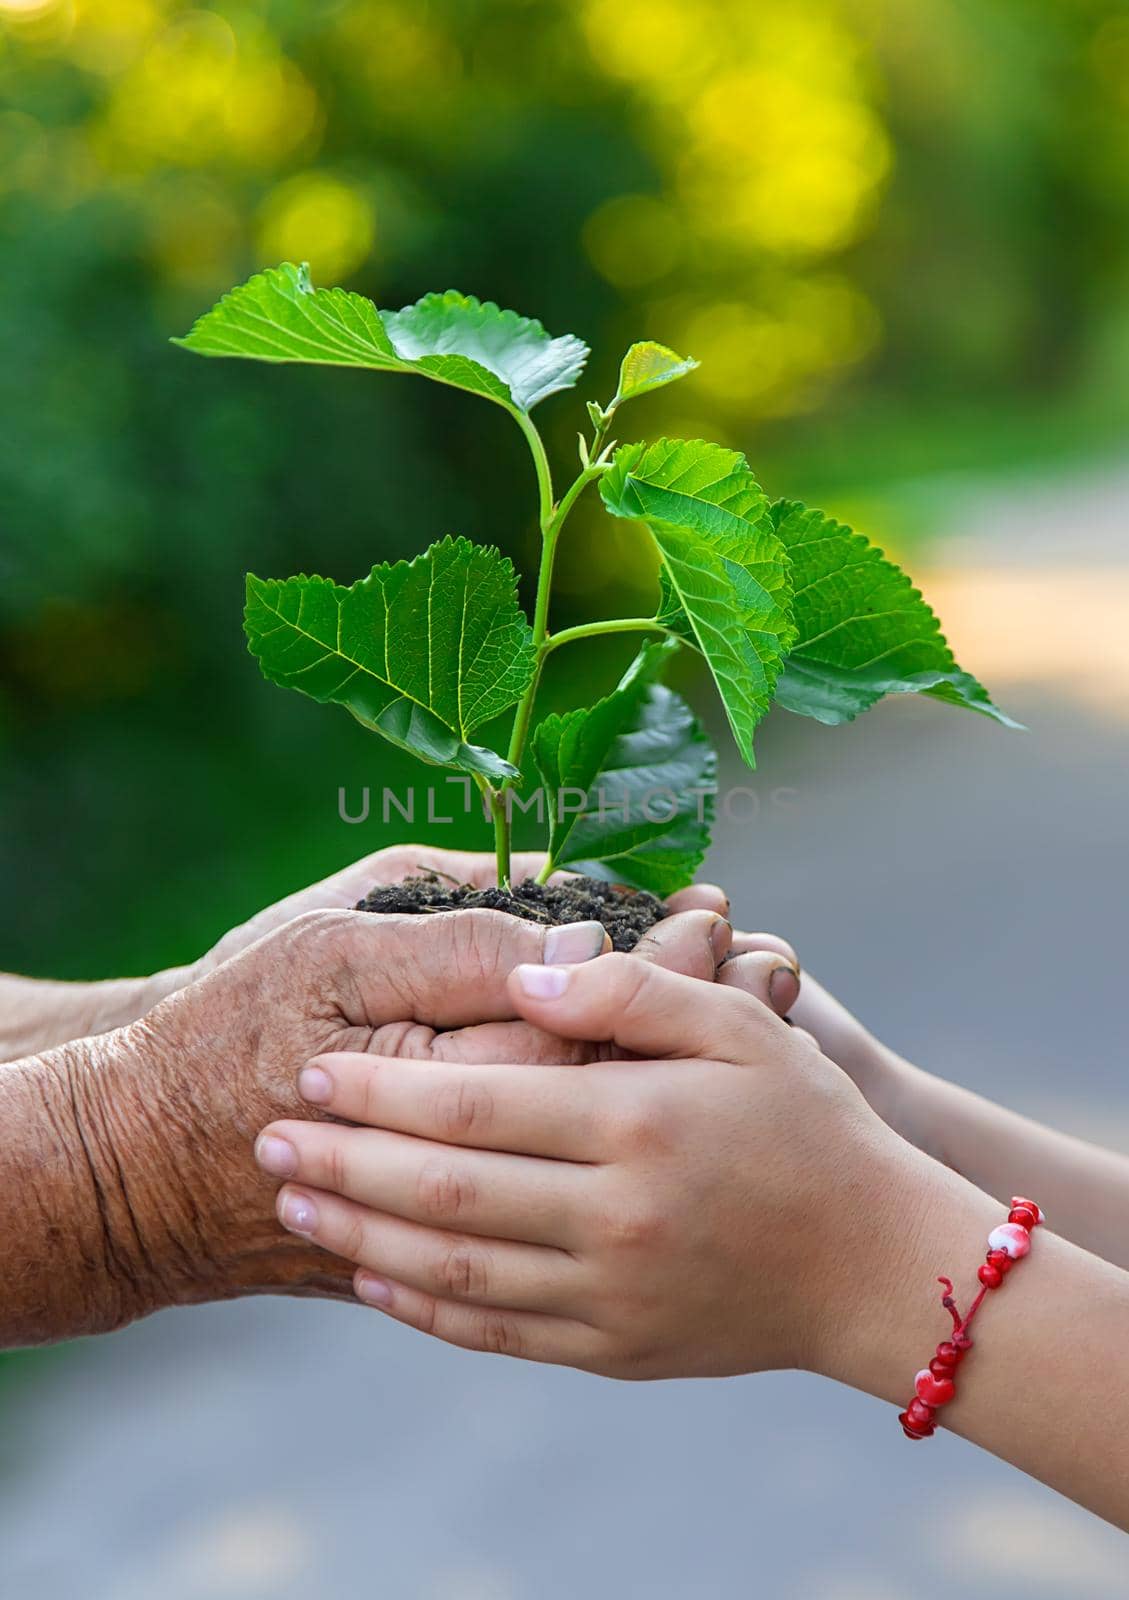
<box><xmin>2</xmin><ymin>461</ymin><xmax>1128</xmax><ymax>1600</ymax></box>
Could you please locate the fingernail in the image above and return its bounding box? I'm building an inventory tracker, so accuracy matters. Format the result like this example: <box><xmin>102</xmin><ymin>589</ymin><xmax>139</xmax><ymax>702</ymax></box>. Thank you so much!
<box><xmin>769</xmin><ymin>964</ymin><xmax>801</xmax><ymax>1014</ymax></box>
<box><xmin>515</xmin><ymin>962</ymin><xmax>572</xmax><ymax>999</ymax></box>
<box><xmin>279</xmin><ymin>1190</ymin><xmax>318</xmax><ymax>1234</ymax></box>
<box><xmin>356</xmin><ymin>1273</ymin><xmax>394</xmax><ymax>1307</ymax></box>
<box><xmin>298</xmin><ymin>1065</ymin><xmax>333</xmax><ymax>1105</ymax></box>
<box><xmin>255</xmin><ymin>1134</ymin><xmax>297</xmax><ymax>1177</ymax></box>
<box><xmin>543</xmin><ymin>920</ymin><xmax>607</xmax><ymax>965</ymax></box>
<box><xmin>709</xmin><ymin>917</ymin><xmax>732</xmax><ymax>962</ymax></box>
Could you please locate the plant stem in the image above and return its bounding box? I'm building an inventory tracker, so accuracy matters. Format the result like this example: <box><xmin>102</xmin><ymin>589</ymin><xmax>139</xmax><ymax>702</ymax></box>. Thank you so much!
<box><xmin>590</xmin><ymin>415</ymin><xmax>612</xmax><ymax>461</ymax></box>
<box><xmin>547</xmin><ymin>462</ymin><xmax>604</xmax><ymax>546</ymax></box>
<box><xmin>489</xmin><ymin>786</ymin><xmax>511</xmax><ymax>889</ymax></box>
<box><xmin>473</xmin><ymin>773</ymin><xmax>512</xmax><ymax>889</ymax></box>
<box><xmin>501</xmin><ymin>461</ymin><xmax>610</xmax><ymax>798</ymax></box>
<box><xmin>513</xmin><ymin>407</ymin><xmax>555</xmax><ymax>533</ymax></box>
<box><xmin>499</xmin><ymin>413</ymin><xmax>615</xmax><ymax>888</ymax></box>
<box><xmin>540</xmin><ymin>617</ymin><xmax>679</xmax><ymax>657</ymax></box>
<box><xmin>492</xmin><ymin>411</ymin><xmax>557</xmax><ymax>887</ymax></box>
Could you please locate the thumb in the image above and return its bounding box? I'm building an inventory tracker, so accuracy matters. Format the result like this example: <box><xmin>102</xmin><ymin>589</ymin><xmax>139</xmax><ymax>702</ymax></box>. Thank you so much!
<box><xmin>505</xmin><ymin>951</ymin><xmax>797</xmax><ymax>1064</ymax></box>
<box><xmin>298</xmin><ymin>907</ymin><xmax>609</xmax><ymax>1029</ymax></box>
<box><xmin>631</xmin><ymin>909</ymin><xmax>730</xmax><ymax>980</ymax></box>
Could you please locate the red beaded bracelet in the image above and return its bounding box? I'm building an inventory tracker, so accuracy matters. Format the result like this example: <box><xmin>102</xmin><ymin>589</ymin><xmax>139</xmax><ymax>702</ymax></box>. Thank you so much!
<box><xmin>898</xmin><ymin>1196</ymin><xmax>1045</xmax><ymax>1440</ymax></box>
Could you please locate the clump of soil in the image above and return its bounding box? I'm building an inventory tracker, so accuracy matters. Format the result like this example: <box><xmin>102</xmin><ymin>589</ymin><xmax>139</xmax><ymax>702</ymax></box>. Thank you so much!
<box><xmin>355</xmin><ymin>872</ymin><xmax>666</xmax><ymax>952</ymax></box>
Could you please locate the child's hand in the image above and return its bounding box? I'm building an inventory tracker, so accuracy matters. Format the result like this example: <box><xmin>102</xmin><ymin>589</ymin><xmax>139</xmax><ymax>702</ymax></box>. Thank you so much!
<box><xmin>256</xmin><ymin>953</ymin><xmax>917</xmax><ymax>1380</ymax></box>
<box><xmin>726</xmin><ymin>929</ymin><xmax>956</xmax><ymax>1172</ymax></box>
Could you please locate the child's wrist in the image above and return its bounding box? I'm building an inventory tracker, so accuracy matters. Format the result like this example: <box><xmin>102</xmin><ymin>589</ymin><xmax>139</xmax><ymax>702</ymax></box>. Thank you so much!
<box><xmin>845</xmin><ymin>1037</ymin><xmax>949</xmax><ymax>1164</ymax></box>
<box><xmin>879</xmin><ymin>1054</ymin><xmax>962</xmax><ymax>1169</ymax></box>
<box><xmin>808</xmin><ymin>1143</ymin><xmax>1002</xmax><ymax>1404</ymax></box>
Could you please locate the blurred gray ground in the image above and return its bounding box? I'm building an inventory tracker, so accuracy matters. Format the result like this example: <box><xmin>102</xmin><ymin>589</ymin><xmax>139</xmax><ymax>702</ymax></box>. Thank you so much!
<box><xmin>2</xmin><ymin>464</ymin><xmax>1128</xmax><ymax>1598</ymax></box>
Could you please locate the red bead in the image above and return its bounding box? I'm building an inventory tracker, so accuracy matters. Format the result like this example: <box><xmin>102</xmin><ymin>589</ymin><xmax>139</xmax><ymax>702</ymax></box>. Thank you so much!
<box><xmin>1009</xmin><ymin>1205</ymin><xmax>1038</xmax><ymax>1230</ymax></box>
<box><xmin>935</xmin><ymin>1341</ymin><xmax>962</xmax><ymax>1366</ymax></box>
<box><xmin>1010</xmin><ymin>1196</ymin><xmax>1043</xmax><ymax>1224</ymax></box>
<box><xmin>978</xmin><ymin>1262</ymin><xmax>1003</xmax><ymax>1289</ymax></box>
<box><xmin>915</xmin><ymin>1369</ymin><xmax>956</xmax><ymax>1407</ymax></box>
<box><xmin>989</xmin><ymin>1222</ymin><xmax>1031</xmax><ymax>1260</ymax></box>
<box><xmin>907</xmin><ymin>1397</ymin><xmax>936</xmax><ymax>1427</ymax></box>
<box><xmin>930</xmin><ymin>1357</ymin><xmax>955</xmax><ymax>1378</ymax></box>
<box><xmin>899</xmin><ymin>1411</ymin><xmax>934</xmax><ymax>1439</ymax></box>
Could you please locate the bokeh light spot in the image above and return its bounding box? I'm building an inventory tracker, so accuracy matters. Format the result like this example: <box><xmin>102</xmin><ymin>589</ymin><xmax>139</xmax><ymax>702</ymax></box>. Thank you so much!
<box><xmin>257</xmin><ymin>172</ymin><xmax>376</xmax><ymax>283</ymax></box>
<box><xmin>582</xmin><ymin>194</ymin><xmax>682</xmax><ymax>288</ymax></box>
<box><xmin>94</xmin><ymin>10</ymin><xmax>320</xmax><ymax>172</ymax></box>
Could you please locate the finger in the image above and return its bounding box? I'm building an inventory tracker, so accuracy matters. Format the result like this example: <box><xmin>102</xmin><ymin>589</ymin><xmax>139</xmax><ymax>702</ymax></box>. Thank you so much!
<box><xmin>717</xmin><ymin>951</ymin><xmax>801</xmax><ymax>1017</ymax></box>
<box><xmin>292</xmin><ymin>906</ymin><xmax>609</xmax><ymax>1029</ymax></box>
<box><xmin>274</xmin><ymin>1186</ymin><xmax>584</xmax><ymax>1313</ymax></box>
<box><xmin>629</xmin><ymin>909</ymin><xmax>729</xmax><ymax>980</ymax></box>
<box><xmin>316</xmin><ymin>844</ymin><xmax>445</xmax><ymax>902</ymax></box>
<box><xmin>296</xmin><ymin>1054</ymin><xmax>605</xmax><ymax>1158</ymax></box>
<box><xmin>363</xmin><ymin>1016</ymin><xmax>597</xmax><ymax>1067</ymax></box>
<box><xmin>727</xmin><ymin>930</ymin><xmax>800</xmax><ymax>969</ymax></box>
<box><xmin>334</xmin><ymin>847</ymin><xmax>551</xmax><ymax>897</ymax></box>
<box><xmin>351</xmin><ymin>1271</ymin><xmax>603</xmax><ymax>1369</ymax></box>
<box><xmin>506</xmin><ymin>953</ymin><xmax>797</xmax><ymax>1065</ymax></box>
<box><xmin>287</xmin><ymin>846</ymin><xmax>487</xmax><ymax>911</ymax></box>
<box><xmin>665</xmin><ymin>882</ymin><xmax>729</xmax><ymax>917</ymax></box>
<box><xmin>255</xmin><ymin>1121</ymin><xmax>588</xmax><ymax>1246</ymax></box>
<box><xmin>204</xmin><ymin>843</ymin><xmax>446</xmax><ymax>962</ymax></box>
<box><xmin>430</xmin><ymin>1020</ymin><xmax>597</xmax><ymax>1065</ymax></box>
<box><xmin>373</xmin><ymin>1012</ymin><xmax>661</xmax><ymax>1068</ymax></box>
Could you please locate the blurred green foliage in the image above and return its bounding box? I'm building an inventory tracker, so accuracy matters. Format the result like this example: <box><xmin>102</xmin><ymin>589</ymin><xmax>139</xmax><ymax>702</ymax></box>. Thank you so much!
<box><xmin>1</xmin><ymin>0</ymin><xmax>1128</xmax><ymax>980</ymax></box>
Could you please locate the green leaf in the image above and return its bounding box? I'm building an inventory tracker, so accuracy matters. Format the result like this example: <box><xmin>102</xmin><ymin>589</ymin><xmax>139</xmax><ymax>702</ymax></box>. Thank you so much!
<box><xmin>175</xmin><ymin>263</ymin><xmax>588</xmax><ymax>413</ymax></box>
<box><xmin>532</xmin><ymin>638</ymin><xmax>716</xmax><ymax>896</ymax></box>
<box><xmin>769</xmin><ymin>501</ymin><xmax>1021</xmax><ymax>728</ymax></box>
<box><xmin>244</xmin><ymin>536</ymin><xmax>536</xmax><ymax>780</ymax></box>
<box><xmin>600</xmin><ymin>438</ymin><xmax>795</xmax><ymax>766</ymax></box>
<box><xmin>612</xmin><ymin>341</ymin><xmax>698</xmax><ymax>407</ymax></box>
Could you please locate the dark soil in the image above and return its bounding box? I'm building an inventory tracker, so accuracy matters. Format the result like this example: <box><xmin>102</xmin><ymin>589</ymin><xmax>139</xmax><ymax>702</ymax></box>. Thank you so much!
<box><xmin>354</xmin><ymin>872</ymin><xmax>666</xmax><ymax>952</ymax></box>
